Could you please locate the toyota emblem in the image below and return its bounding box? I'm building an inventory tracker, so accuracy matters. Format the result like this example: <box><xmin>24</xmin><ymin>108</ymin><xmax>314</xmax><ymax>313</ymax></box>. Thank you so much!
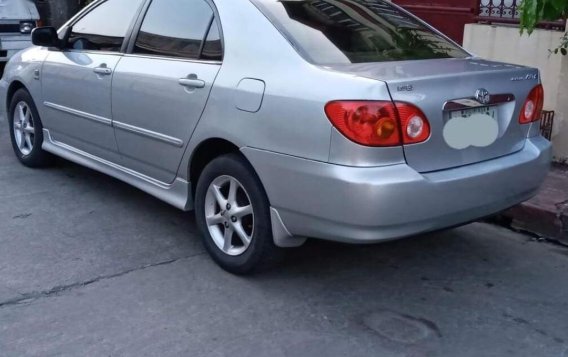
<box><xmin>475</xmin><ymin>88</ymin><xmax>491</xmax><ymax>105</ymax></box>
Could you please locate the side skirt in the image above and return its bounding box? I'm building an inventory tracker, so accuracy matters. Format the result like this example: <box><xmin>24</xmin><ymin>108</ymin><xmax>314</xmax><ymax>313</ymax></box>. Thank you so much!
<box><xmin>42</xmin><ymin>129</ymin><xmax>194</xmax><ymax>211</ymax></box>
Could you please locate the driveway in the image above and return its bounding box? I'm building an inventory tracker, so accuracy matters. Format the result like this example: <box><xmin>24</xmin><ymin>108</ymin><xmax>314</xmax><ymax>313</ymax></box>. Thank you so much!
<box><xmin>0</xmin><ymin>124</ymin><xmax>567</xmax><ymax>357</ymax></box>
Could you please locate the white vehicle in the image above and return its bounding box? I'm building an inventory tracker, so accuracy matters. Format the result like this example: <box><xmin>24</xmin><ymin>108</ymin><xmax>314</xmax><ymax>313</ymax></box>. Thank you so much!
<box><xmin>0</xmin><ymin>0</ymin><xmax>39</xmax><ymax>64</ymax></box>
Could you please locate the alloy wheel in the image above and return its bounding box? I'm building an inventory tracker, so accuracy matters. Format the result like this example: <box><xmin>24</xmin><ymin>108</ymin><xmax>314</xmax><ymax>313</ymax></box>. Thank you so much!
<box><xmin>204</xmin><ymin>175</ymin><xmax>254</xmax><ymax>256</ymax></box>
<box><xmin>13</xmin><ymin>101</ymin><xmax>35</xmax><ymax>156</ymax></box>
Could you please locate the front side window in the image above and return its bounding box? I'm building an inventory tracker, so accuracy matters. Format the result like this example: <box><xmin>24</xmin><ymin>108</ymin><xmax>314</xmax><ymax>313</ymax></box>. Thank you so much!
<box><xmin>68</xmin><ymin>0</ymin><xmax>145</xmax><ymax>52</ymax></box>
<box><xmin>134</xmin><ymin>0</ymin><xmax>217</xmax><ymax>60</ymax></box>
<box><xmin>252</xmin><ymin>0</ymin><xmax>469</xmax><ymax>64</ymax></box>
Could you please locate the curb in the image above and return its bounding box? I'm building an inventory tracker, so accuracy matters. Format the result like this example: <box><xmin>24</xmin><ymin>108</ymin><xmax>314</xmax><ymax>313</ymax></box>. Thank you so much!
<box><xmin>501</xmin><ymin>164</ymin><xmax>568</xmax><ymax>245</ymax></box>
<box><xmin>503</xmin><ymin>201</ymin><xmax>568</xmax><ymax>245</ymax></box>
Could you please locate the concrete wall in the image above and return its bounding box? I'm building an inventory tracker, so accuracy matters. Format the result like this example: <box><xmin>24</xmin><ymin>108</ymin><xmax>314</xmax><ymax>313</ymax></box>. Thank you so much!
<box><xmin>464</xmin><ymin>23</ymin><xmax>568</xmax><ymax>163</ymax></box>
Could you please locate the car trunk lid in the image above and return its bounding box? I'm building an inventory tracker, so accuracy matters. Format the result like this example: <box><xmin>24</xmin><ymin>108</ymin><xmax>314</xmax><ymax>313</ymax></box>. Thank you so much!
<box><xmin>323</xmin><ymin>58</ymin><xmax>540</xmax><ymax>172</ymax></box>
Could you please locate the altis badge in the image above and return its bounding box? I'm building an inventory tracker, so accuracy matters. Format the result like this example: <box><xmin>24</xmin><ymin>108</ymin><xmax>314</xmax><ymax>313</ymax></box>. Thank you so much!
<box><xmin>511</xmin><ymin>73</ymin><xmax>538</xmax><ymax>82</ymax></box>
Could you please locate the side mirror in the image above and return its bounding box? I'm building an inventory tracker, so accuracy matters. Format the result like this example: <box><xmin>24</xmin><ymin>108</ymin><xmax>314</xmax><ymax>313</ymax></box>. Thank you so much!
<box><xmin>32</xmin><ymin>27</ymin><xmax>61</xmax><ymax>48</ymax></box>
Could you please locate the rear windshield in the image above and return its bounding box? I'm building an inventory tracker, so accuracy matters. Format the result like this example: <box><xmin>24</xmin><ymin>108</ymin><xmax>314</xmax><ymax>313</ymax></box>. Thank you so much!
<box><xmin>251</xmin><ymin>0</ymin><xmax>469</xmax><ymax>64</ymax></box>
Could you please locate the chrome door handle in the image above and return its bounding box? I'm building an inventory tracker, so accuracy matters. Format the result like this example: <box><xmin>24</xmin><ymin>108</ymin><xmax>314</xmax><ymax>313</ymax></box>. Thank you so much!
<box><xmin>94</xmin><ymin>66</ymin><xmax>112</xmax><ymax>75</ymax></box>
<box><xmin>179</xmin><ymin>77</ymin><xmax>205</xmax><ymax>89</ymax></box>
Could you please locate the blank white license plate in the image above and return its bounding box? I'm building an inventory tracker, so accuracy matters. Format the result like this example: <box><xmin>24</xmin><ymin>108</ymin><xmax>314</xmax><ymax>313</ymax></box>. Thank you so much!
<box><xmin>449</xmin><ymin>106</ymin><xmax>497</xmax><ymax>120</ymax></box>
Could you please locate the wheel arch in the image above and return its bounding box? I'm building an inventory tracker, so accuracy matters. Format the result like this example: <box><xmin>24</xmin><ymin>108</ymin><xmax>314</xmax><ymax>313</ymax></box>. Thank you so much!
<box><xmin>5</xmin><ymin>81</ymin><xmax>28</xmax><ymax>115</ymax></box>
<box><xmin>188</xmin><ymin>137</ymin><xmax>305</xmax><ymax>249</ymax></box>
<box><xmin>189</xmin><ymin>138</ymin><xmax>248</xmax><ymax>197</ymax></box>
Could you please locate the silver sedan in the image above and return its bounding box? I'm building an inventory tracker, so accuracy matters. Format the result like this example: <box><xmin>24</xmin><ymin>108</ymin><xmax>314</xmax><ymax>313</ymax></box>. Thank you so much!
<box><xmin>0</xmin><ymin>0</ymin><xmax>551</xmax><ymax>273</ymax></box>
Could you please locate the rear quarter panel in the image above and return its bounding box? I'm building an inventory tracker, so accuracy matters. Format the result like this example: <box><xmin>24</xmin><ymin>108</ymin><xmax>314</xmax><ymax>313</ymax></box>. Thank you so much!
<box><xmin>180</xmin><ymin>0</ymin><xmax>398</xmax><ymax>179</ymax></box>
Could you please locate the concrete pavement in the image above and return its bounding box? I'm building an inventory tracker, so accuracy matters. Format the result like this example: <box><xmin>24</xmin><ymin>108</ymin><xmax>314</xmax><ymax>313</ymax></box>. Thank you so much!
<box><xmin>0</xmin><ymin>125</ymin><xmax>567</xmax><ymax>356</ymax></box>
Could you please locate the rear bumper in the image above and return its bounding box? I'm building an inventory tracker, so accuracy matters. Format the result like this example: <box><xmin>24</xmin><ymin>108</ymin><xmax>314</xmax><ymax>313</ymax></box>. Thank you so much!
<box><xmin>0</xmin><ymin>35</ymin><xmax>31</xmax><ymax>63</ymax></box>
<box><xmin>243</xmin><ymin>136</ymin><xmax>552</xmax><ymax>244</ymax></box>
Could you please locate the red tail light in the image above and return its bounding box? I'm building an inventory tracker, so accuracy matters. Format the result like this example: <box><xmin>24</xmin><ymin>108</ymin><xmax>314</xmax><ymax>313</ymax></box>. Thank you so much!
<box><xmin>324</xmin><ymin>101</ymin><xmax>430</xmax><ymax>147</ymax></box>
<box><xmin>396</xmin><ymin>103</ymin><xmax>431</xmax><ymax>144</ymax></box>
<box><xmin>519</xmin><ymin>84</ymin><xmax>544</xmax><ymax>124</ymax></box>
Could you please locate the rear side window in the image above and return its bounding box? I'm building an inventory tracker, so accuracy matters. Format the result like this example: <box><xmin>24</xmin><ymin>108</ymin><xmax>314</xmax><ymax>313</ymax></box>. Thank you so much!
<box><xmin>201</xmin><ymin>18</ymin><xmax>223</xmax><ymax>61</ymax></box>
<box><xmin>68</xmin><ymin>0</ymin><xmax>145</xmax><ymax>52</ymax></box>
<box><xmin>134</xmin><ymin>0</ymin><xmax>220</xmax><ymax>60</ymax></box>
<box><xmin>251</xmin><ymin>0</ymin><xmax>469</xmax><ymax>64</ymax></box>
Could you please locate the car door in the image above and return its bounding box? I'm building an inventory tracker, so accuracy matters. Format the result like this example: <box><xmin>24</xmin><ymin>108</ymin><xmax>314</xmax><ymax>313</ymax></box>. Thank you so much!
<box><xmin>111</xmin><ymin>0</ymin><xmax>223</xmax><ymax>184</ymax></box>
<box><xmin>41</xmin><ymin>0</ymin><xmax>145</xmax><ymax>162</ymax></box>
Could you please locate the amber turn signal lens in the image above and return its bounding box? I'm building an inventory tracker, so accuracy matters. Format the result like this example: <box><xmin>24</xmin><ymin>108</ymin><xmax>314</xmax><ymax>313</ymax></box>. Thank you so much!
<box><xmin>375</xmin><ymin>119</ymin><xmax>397</xmax><ymax>139</ymax></box>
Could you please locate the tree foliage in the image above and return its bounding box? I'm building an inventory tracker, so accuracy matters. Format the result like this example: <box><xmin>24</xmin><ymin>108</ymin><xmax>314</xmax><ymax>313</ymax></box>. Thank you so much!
<box><xmin>519</xmin><ymin>0</ymin><xmax>568</xmax><ymax>55</ymax></box>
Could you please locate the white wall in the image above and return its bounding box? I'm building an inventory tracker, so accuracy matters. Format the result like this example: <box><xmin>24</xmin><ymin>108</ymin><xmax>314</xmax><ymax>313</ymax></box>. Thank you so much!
<box><xmin>464</xmin><ymin>23</ymin><xmax>568</xmax><ymax>163</ymax></box>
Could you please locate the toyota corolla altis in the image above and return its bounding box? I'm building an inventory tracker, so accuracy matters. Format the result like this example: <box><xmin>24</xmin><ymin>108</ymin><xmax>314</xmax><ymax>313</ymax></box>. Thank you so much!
<box><xmin>0</xmin><ymin>0</ymin><xmax>551</xmax><ymax>273</ymax></box>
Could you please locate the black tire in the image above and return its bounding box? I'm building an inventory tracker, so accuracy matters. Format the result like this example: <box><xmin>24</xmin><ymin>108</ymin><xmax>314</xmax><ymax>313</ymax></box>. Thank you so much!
<box><xmin>8</xmin><ymin>88</ymin><xmax>54</xmax><ymax>168</ymax></box>
<box><xmin>195</xmin><ymin>153</ymin><xmax>282</xmax><ymax>274</ymax></box>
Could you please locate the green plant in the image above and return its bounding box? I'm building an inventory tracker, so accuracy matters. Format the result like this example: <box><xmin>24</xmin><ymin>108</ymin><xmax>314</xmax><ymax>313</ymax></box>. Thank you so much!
<box><xmin>519</xmin><ymin>0</ymin><xmax>568</xmax><ymax>55</ymax></box>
